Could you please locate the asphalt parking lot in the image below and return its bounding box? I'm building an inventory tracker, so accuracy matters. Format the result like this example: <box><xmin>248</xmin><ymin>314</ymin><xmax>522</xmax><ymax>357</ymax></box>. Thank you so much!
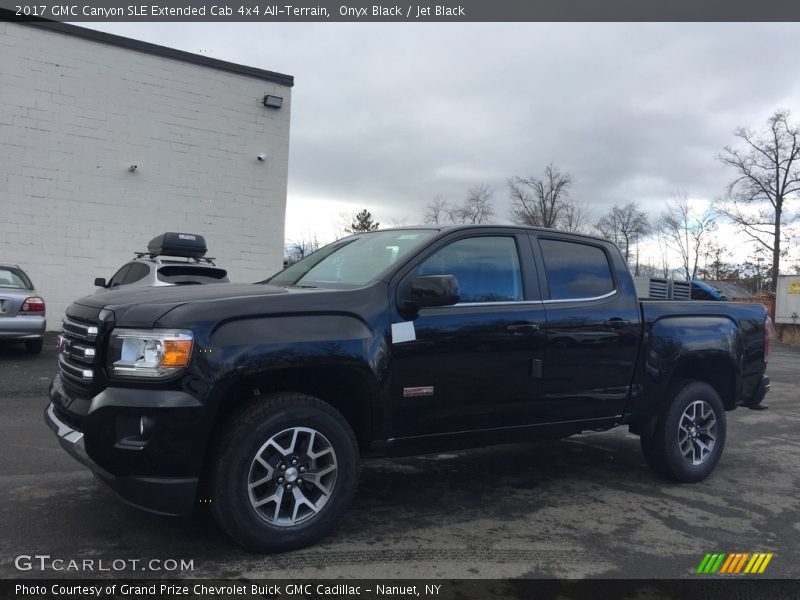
<box><xmin>1</xmin><ymin>335</ymin><xmax>798</xmax><ymax>579</ymax></box>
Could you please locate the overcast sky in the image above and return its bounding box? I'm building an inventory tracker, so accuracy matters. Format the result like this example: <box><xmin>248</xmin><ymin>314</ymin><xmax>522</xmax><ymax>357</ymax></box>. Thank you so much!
<box><xmin>86</xmin><ymin>22</ymin><xmax>800</xmax><ymax>260</ymax></box>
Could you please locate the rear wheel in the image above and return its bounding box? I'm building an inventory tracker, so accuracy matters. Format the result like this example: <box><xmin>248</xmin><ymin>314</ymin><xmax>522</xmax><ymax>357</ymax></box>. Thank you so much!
<box><xmin>211</xmin><ymin>392</ymin><xmax>359</xmax><ymax>552</ymax></box>
<box><xmin>640</xmin><ymin>380</ymin><xmax>726</xmax><ymax>482</ymax></box>
<box><xmin>24</xmin><ymin>339</ymin><xmax>43</xmax><ymax>354</ymax></box>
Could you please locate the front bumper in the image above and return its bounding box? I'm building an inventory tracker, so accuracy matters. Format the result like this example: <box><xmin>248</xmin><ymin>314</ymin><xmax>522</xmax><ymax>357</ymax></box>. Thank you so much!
<box><xmin>45</xmin><ymin>403</ymin><xmax>101</xmax><ymax>473</ymax></box>
<box><xmin>45</xmin><ymin>374</ymin><xmax>207</xmax><ymax>516</ymax></box>
<box><xmin>45</xmin><ymin>402</ymin><xmax>198</xmax><ymax>516</ymax></box>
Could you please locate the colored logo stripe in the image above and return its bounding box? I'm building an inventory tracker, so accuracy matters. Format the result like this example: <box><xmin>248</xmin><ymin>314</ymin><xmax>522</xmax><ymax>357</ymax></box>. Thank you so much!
<box><xmin>720</xmin><ymin>553</ymin><xmax>750</xmax><ymax>574</ymax></box>
<box><xmin>719</xmin><ymin>554</ymin><xmax>736</xmax><ymax>573</ymax></box>
<box><xmin>697</xmin><ymin>553</ymin><xmax>774</xmax><ymax>574</ymax></box>
<box><xmin>744</xmin><ymin>553</ymin><xmax>774</xmax><ymax>574</ymax></box>
<box><xmin>697</xmin><ymin>553</ymin><xmax>726</xmax><ymax>573</ymax></box>
<box><xmin>696</xmin><ymin>554</ymin><xmax>713</xmax><ymax>573</ymax></box>
<box><xmin>733</xmin><ymin>553</ymin><xmax>750</xmax><ymax>573</ymax></box>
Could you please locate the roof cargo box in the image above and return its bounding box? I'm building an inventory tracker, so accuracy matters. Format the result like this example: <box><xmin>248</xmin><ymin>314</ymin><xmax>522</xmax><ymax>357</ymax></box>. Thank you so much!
<box><xmin>147</xmin><ymin>232</ymin><xmax>207</xmax><ymax>258</ymax></box>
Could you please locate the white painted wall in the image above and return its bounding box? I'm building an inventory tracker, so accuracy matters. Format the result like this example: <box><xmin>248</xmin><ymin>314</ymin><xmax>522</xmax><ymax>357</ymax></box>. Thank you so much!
<box><xmin>0</xmin><ymin>22</ymin><xmax>291</xmax><ymax>329</ymax></box>
<box><xmin>775</xmin><ymin>275</ymin><xmax>800</xmax><ymax>325</ymax></box>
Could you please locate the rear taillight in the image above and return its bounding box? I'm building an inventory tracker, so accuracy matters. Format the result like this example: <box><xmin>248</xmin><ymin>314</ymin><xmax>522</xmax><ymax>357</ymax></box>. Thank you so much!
<box><xmin>765</xmin><ymin>314</ymin><xmax>773</xmax><ymax>362</ymax></box>
<box><xmin>21</xmin><ymin>297</ymin><xmax>45</xmax><ymax>313</ymax></box>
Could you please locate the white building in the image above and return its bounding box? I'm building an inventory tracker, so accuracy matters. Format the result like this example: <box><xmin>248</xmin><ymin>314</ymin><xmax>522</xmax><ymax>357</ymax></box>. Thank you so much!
<box><xmin>1</xmin><ymin>20</ymin><xmax>293</xmax><ymax>329</ymax></box>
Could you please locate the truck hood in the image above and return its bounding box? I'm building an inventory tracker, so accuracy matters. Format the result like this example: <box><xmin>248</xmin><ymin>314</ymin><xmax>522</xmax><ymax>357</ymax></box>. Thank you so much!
<box><xmin>70</xmin><ymin>283</ymin><xmax>296</xmax><ymax>328</ymax></box>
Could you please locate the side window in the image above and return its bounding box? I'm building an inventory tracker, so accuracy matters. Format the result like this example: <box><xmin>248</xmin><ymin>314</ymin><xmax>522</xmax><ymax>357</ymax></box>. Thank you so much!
<box><xmin>417</xmin><ymin>236</ymin><xmax>523</xmax><ymax>303</ymax></box>
<box><xmin>539</xmin><ymin>239</ymin><xmax>614</xmax><ymax>300</ymax></box>
<box><xmin>123</xmin><ymin>263</ymin><xmax>150</xmax><ymax>284</ymax></box>
<box><xmin>108</xmin><ymin>264</ymin><xmax>132</xmax><ymax>287</ymax></box>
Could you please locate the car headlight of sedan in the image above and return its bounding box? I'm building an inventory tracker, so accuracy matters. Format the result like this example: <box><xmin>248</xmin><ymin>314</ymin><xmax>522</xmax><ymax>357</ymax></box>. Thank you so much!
<box><xmin>108</xmin><ymin>329</ymin><xmax>193</xmax><ymax>378</ymax></box>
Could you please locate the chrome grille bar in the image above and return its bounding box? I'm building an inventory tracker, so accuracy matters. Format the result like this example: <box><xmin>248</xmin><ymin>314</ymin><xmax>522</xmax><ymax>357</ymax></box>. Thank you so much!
<box><xmin>68</xmin><ymin>343</ymin><xmax>96</xmax><ymax>364</ymax></box>
<box><xmin>59</xmin><ymin>316</ymin><xmax>99</xmax><ymax>389</ymax></box>
<box><xmin>59</xmin><ymin>355</ymin><xmax>93</xmax><ymax>383</ymax></box>
<box><xmin>62</xmin><ymin>318</ymin><xmax>98</xmax><ymax>342</ymax></box>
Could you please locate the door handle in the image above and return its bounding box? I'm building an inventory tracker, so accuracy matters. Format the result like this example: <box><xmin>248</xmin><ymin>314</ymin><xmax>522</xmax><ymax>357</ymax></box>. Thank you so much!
<box><xmin>507</xmin><ymin>324</ymin><xmax>540</xmax><ymax>335</ymax></box>
<box><xmin>603</xmin><ymin>318</ymin><xmax>631</xmax><ymax>329</ymax></box>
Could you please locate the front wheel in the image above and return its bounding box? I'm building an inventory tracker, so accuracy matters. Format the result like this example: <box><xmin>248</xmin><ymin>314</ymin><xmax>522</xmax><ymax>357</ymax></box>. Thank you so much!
<box><xmin>640</xmin><ymin>380</ymin><xmax>726</xmax><ymax>482</ymax></box>
<box><xmin>211</xmin><ymin>393</ymin><xmax>359</xmax><ymax>552</ymax></box>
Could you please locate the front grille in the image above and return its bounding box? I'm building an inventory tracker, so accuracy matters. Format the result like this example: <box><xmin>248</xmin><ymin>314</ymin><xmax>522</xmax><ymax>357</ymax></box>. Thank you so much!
<box><xmin>58</xmin><ymin>316</ymin><xmax>102</xmax><ymax>396</ymax></box>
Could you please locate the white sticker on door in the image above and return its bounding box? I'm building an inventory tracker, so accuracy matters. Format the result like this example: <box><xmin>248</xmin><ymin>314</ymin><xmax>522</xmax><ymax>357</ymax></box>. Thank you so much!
<box><xmin>391</xmin><ymin>321</ymin><xmax>416</xmax><ymax>344</ymax></box>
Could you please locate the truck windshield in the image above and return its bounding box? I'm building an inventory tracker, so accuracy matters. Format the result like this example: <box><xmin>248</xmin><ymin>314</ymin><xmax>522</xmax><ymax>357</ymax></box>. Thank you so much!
<box><xmin>267</xmin><ymin>229</ymin><xmax>438</xmax><ymax>288</ymax></box>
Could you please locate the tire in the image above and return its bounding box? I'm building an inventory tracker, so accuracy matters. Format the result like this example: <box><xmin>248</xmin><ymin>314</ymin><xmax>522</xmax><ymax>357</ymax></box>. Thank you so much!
<box><xmin>25</xmin><ymin>339</ymin><xmax>43</xmax><ymax>354</ymax></box>
<box><xmin>211</xmin><ymin>392</ymin><xmax>359</xmax><ymax>552</ymax></box>
<box><xmin>640</xmin><ymin>380</ymin><xmax>726</xmax><ymax>482</ymax></box>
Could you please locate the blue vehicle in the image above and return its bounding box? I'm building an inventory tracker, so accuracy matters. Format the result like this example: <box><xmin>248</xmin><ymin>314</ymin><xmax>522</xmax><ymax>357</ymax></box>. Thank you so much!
<box><xmin>691</xmin><ymin>280</ymin><xmax>727</xmax><ymax>301</ymax></box>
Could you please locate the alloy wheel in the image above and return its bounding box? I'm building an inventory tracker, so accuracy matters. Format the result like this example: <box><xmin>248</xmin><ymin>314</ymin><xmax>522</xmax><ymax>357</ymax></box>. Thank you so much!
<box><xmin>247</xmin><ymin>427</ymin><xmax>338</xmax><ymax>527</ymax></box>
<box><xmin>677</xmin><ymin>400</ymin><xmax>717</xmax><ymax>466</ymax></box>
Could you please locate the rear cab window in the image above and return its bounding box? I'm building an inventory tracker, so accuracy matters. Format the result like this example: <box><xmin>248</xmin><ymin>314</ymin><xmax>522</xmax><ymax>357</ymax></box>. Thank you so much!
<box><xmin>538</xmin><ymin>238</ymin><xmax>615</xmax><ymax>300</ymax></box>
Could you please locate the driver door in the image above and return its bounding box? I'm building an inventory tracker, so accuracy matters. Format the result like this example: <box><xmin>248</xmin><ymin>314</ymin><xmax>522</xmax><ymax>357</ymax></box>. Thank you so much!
<box><xmin>389</xmin><ymin>231</ymin><xmax>547</xmax><ymax>440</ymax></box>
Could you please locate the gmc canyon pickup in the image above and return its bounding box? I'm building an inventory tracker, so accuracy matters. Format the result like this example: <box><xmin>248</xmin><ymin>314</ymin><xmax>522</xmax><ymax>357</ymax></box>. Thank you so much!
<box><xmin>45</xmin><ymin>226</ymin><xmax>771</xmax><ymax>552</ymax></box>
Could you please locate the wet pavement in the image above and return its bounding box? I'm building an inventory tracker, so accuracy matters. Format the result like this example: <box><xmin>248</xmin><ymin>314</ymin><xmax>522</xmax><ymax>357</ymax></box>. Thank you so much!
<box><xmin>1</xmin><ymin>336</ymin><xmax>797</xmax><ymax>579</ymax></box>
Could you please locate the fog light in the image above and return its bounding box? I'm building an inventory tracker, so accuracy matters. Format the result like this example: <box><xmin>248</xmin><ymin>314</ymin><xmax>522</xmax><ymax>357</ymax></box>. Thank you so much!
<box><xmin>139</xmin><ymin>416</ymin><xmax>155</xmax><ymax>439</ymax></box>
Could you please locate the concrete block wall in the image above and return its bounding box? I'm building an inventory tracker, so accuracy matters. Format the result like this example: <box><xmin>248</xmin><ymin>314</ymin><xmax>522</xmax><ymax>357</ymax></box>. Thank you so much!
<box><xmin>0</xmin><ymin>21</ymin><xmax>291</xmax><ymax>329</ymax></box>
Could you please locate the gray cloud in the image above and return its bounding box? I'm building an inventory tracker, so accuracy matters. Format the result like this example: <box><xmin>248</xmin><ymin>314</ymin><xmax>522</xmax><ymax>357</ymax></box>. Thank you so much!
<box><xmin>87</xmin><ymin>22</ymin><xmax>800</xmax><ymax>233</ymax></box>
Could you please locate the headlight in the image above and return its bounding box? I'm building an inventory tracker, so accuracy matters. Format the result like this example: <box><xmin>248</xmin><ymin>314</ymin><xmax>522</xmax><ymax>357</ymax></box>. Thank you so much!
<box><xmin>109</xmin><ymin>329</ymin><xmax>193</xmax><ymax>378</ymax></box>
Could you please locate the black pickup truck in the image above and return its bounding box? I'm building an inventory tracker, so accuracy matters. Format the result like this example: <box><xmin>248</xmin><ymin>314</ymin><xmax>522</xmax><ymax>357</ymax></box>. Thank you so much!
<box><xmin>46</xmin><ymin>226</ymin><xmax>771</xmax><ymax>551</ymax></box>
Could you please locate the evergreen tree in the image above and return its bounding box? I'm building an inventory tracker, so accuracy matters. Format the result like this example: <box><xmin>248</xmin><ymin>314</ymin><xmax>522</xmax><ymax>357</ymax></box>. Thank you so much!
<box><xmin>345</xmin><ymin>209</ymin><xmax>380</xmax><ymax>233</ymax></box>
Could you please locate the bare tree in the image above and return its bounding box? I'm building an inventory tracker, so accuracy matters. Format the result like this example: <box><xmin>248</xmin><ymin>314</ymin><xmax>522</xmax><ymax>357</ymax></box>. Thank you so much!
<box><xmin>652</xmin><ymin>223</ymin><xmax>672</xmax><ymax>278</ymax></box>
<box><xmin>638</xmin><ymin>263</ymin><xmax>667</xmax><ymax>278</ymax></box>
<box><xmin>508</xmin><ymin>164</ymin><xmax>574</xmax><ymax>229</ymax></box>
<box><xmin>595</xmin><ymin>202</ymin><xmax>650</xmax><ymax>272</ymax></box>
<box><xmin>449</xmin><ymin>184</ymin><xmax>495</xmax><ymax>224</ymax></box>
<box><xmin>424</xmin><ymin>195</ymin><xmax>449</xmax><ymax>224</ymax></box>
<box><xmin>718</xmin><ymin>109</ymin><xmax>800</xmax><ymax>291</ymax></box>
<box><xmin>700</xmin><ymin>240</ymin><xmax>738</xmax><ymax>281</ymax></box>
<box><xmin>659</xmin><ymin>193</ymin><xmax>717</xmax><ymax>281</ymax></box>
<box><xmin>288</xmin><ymin>236</ymin><xmax>321</xmax><ymax>261</ymax></box>
<box><xmin>386</xmin><ymin>216</ymin><xmax>409</xmax><ymax>227</ymax></box>
<box><xmin>425</xmin><ymin>186</ymin><xmax>496</xmax><ymax>225</ymax></box>
<box><xmin>561</xmin><ymin>201</ymin><xmax>591</xmax><ymax>233</ymax></box>
<box><xmin>334</xmin><ymin>211</ymin><xmax>353</xmax><ymax>240</ymax></box>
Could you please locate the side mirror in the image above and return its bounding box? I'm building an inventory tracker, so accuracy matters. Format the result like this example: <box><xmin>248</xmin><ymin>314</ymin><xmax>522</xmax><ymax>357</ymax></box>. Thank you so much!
<box><xmin>94</xmin><ymin>277</ymin><xmax>107</xmax><ymax>288</ymax></box>
<box><xmin>407</xmin><ymin>275</ymin><xmax>460</xmax><ymax>309</ymax></box>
